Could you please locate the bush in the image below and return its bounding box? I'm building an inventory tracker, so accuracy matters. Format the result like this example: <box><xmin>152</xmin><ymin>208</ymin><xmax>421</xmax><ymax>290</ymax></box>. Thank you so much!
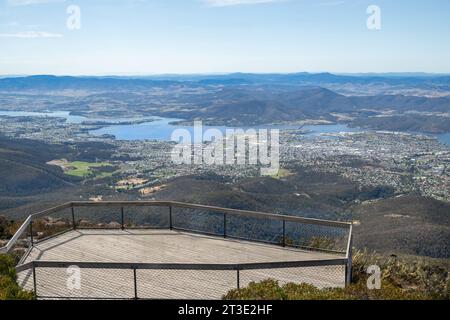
<box><xmin>224</xmin><ymin>250</ymin><xmax>449</xmax><ymax>300</ymax></box>
<box><xmin>223</xmin><ymin>279</ymin><xmax>429</xmax><ymax>300</ymax></box>
<box><xmin>0</xmin><ymin>254</ymin><xmax>34</xmax><ymax>300</ymax></box>
<box><xmin>352</xmin><ymin>249</ymin><xmax>449</xmax><ymax>300</ymax></box>
<box><xmin>0</xmin><ymin>216</ymin><xmax>19</xmax><ymax>240</ymax></box>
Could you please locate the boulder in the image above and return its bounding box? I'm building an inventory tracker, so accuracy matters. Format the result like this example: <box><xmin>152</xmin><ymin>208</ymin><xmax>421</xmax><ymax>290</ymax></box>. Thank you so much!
<box><xmin>107</xmin><ymin>222</ymin><xmax>122</xmax><ymax>228</ymax></box>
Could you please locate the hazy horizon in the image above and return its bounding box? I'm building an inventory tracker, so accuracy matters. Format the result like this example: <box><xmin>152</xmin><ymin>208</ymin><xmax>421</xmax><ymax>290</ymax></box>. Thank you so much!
<box><xmin>1</xmin><ymin>71</ymin><xmax>450</xmax><ymax>78</ymax></box>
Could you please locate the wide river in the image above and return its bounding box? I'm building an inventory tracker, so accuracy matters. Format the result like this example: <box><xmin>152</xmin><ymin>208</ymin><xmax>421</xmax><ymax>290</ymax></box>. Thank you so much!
<box><xmin>0</xmin><ymin>110</ymin><xmax>449</xmax><ymax>147</ymax></box>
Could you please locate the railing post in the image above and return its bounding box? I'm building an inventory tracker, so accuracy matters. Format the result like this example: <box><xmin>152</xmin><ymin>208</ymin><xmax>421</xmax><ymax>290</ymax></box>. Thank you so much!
<box><xmin>71</xmin><ymin>205</ymin><xmax>76</xmax><ymax>230</ymax></box>
<box><xmin>345</xmin><ymin>235</ymin><xmax>353</xmax><ymax>286</ymax></box>
<box><xmin>29</xmin><ymin>220</ymin><xmax>34</xmax><ymax>246</ymax></box>
<box><xmin>236</xmin><ymin>268</ymin><xmax>240</xmax><ymax>290</ymax></box>
<box><xmin>169</xmin><ymin>206</ymin><xmax>173</xmax><ymax>230</ymax></box>
<box><xmin>133</xmin><ymin>267</ymin><xmax>138</xmax><ymax>300</ymax></box>
<box><xmin>223</xmin><ymin>213</ymin><xmax>227</xmax><ymax>238</ymax></box>
<box><xmin>121</xmin><ymin>206</ymin><xmax>125</xmax><ymax>230</ymax></box>
<box><xmin>32</xmin><ymin>262</ymin><xmax>37</xmax><ymax>299</ymax></box>
<box><xmin>282</xmin><ymin>220</ymin><xmax>286</xmax><ymax>247</ymax></box>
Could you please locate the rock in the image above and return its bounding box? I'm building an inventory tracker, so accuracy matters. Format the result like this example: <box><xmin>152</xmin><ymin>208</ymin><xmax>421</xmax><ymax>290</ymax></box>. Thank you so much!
<box><xmin>12</xmin><ymin>247</ymin><xmax>26</xmax><ymax>255</ymax></box>
<box><xmin>52</xmin><ymin>221</ymin><xmax>68</xmax><ymax>228</ymax></box>
<box><xmin>107</xmin><ymin>222</ymin><xmax>121</xmax><ymax>228</ymax></box>
<box><xmin>79</xmin><ymin>219</ymin><xmax>91</xmax><ymax>227</ymax></box>
<box><xmin>43</xmin><ymin>217</ymin><xmax>68</xmax><ymax>228</ymax></box>
<box><xmin>17</xmin><ymin>239</ymin><xmax>29</xmax><ymax>246</ymax></box>
<box><xmin>89</xmin><ymin>195</ymin><xmax>103</xmax><ymax>202</ymax></box>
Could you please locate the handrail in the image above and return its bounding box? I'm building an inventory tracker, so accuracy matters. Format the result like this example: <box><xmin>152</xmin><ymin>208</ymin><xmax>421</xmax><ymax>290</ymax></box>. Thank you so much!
<box><xmin>16</xmin><ymin>258</ymin><xmax>349</xmax><ymax>273</ymax></box>
<box><xmin>1</xmin><ymin>201</ymin><xmax>352</xmax><ymax>255</ymax></box>
<box><xmin>0</xmin><ymin>203</ymin><xmax>72</xmax><ymax>254</ymax></box>
<box><xmin>18</xmin><ymin>257</ymin><xmax>351</xmax><ymax>299</ymax></box>
<box><xmin>71</xmin><ymin>201</ymin><xmax>352</xmax><ymax>227</ymax></box>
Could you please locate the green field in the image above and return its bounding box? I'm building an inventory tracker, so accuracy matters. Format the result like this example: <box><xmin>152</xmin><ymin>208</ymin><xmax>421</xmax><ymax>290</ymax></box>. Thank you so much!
<box><xmin>65</xmin><ymin>161</ymin><xmax>113</xmax><ymax>178</ymax></box>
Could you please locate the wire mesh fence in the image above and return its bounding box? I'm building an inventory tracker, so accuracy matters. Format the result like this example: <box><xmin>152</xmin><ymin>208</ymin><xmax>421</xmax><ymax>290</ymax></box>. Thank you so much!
<box><xmin>10</xmin><ymin>224</ymin><xmax>32</xmax><ymax>264</ymax></box>
<box><xmin>239</xmin><ymin>264</ymin><xmax>346</xmax><ymax>289</ymax></box>
<box><xmin>226</xmin><ymin>215</ymin><xmax>283</xmax><ymax>244</ymax></box>
<box><xmin>17</xmin><ymin>260</ymin><xmax>347</xmax><ymax>300</ymax></box>
<box><xmin>72</xmin><ymin>205</ymin><xmax>123</xmax><ymax>229</ymax></box>
<box><xmin>166</xmin><ymin>203</ymin><xmax>350</xmax><ymax>253</ymax></box>
<box><xmin>137</xmin><ymin>268</ymin><xmax>237</xmax><ymax>300</ymax></box>
<box><xmin>285</xmin><ymin>220</ymin><xmax>349</xmax><ymax>253</ymax></box>
<box><xmin>124</xmin><ymin>205</ymin><xmax>170</xmax><ymax>229</ymax></box>
<box><xmin>58</xmin><ymin>205</ymin><xmax>170</xmax><ymax>230</ymax></box>
<box><xmin>34</xmin><ymin>267</ymin><xmax>135</xmax><ymax>300</ymax></box>
<box><xmin>171</xmin><ymin>207</ymin><xmax>225</xmax><ymax>236</ymax></box>
<box><xmin>32</xmin><ymin>207</ymin><xmax>74</xmax><ymax>242</ymax></box>
<box><xmin>4</xmin><ymin>202</ymin><xmax>352</xmax><ymax>256</ymax></box>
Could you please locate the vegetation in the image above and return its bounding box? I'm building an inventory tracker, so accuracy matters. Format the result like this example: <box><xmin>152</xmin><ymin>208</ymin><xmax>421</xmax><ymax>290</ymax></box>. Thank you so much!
<box><xmin>0</xmin><ymin>216</ymin><xmax>19</xmax><ymax>240</ymax></box>
<box><xmin>0</xmin><ymin>255</ymin><xmax>34</xmax><ymax>300</ymax></box>
<box><xmin>271</xmin><ymin>169</ymin><xmax>293</xmax><ymax>180</ymax></box>
<box><xmin>352</xmin><ymin>114</ymin><xmax>450</xmax><ymax>134</ymax></box>
<box><xmin>223</xmin><ymin>250</ymin><xmax>449</xmax><ymax>300</ymax></box>
<box><xmin>0</xmin><ymin>135</ymin><xmax>116</xmax><ymax>206</ymax></box>
<box><xmin>352</xmin><ymin>195</ymin><xmax>450</xmax><ymax>258</ymax></box>
<box><xmin>350</xmin><ymin>250</ymin><xmax>449</xmax><ymax>299</ymax></box>
<box><xmin>64</xmin><ymin>161</ymin><xmax>113</xmax><ymax>178</ymax></box>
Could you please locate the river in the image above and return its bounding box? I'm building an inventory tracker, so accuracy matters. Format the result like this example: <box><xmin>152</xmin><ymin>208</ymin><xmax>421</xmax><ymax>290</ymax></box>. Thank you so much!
<box><xmin>0</xmin><ymin>110</ymin><xmax>449</xmax><ymax>147</ymax></box>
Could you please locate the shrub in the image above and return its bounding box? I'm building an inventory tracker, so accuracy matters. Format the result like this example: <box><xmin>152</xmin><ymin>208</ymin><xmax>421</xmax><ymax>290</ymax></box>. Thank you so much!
<box><xmin>0</xmin><ymin>216</ymin><xmax>19</xmax><ymax>240</ymax></box>
<box><xmin>0</xmin><ymin>254</ymin><xmax>34</xmax><ymax>300</ymax></box>
<box><xmin>223</xmin><ymin>279</ymin><xmax>430</xmax><ymax>300</ymax></box>
<box><xmin>352</xmin><ymin>249</ymin><xmax>449</xmax><ymax>300</ymax></box>
<box><xmin>224</xmin><ymin>250</ymin><xmax>449</xmax><ymax>300</ymax></box>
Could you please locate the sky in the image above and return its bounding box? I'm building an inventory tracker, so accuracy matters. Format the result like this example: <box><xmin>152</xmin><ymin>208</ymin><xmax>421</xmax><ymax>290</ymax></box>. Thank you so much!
<box><xmin>0</xmin><ymin>0</ymin><xmax>449</xmax><ymax>75</ymax></box>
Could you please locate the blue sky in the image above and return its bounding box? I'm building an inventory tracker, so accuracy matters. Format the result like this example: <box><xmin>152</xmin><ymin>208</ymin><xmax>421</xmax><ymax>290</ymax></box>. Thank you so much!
<box><xmin>0</xmin><ymin>0</ymin><xmax>449</xmax><ymax>75</ymax></box>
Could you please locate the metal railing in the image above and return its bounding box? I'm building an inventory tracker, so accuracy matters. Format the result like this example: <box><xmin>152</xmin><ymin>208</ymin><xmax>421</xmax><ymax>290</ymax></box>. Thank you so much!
<box><xmin>16</xmin><ymin>258</ymin><xmax>348</xmax><ymax>300</ymax></box>
<box><xmin>1</xmin><ymin>201</ymin><xmax>353</xmax><ymax>299</ymax></box>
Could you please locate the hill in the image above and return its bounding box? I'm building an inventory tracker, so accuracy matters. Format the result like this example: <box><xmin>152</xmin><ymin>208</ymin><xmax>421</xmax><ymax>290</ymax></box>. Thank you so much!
<box><xmin>0</xmin><ymin>136</ymin><xmax>117</xmax><ymax>210</ymax></box>
<box><xmin>179</xmin><ymin>87</ymin><xmax>450</xmax><ymax>127</ymax></box>
<box><xmin>0</xmin><ymin>136</ymin><xmax>76</xmax><ymax>197</ymax></box>
<box><xmin>1</xmin><ymin>75</ymin><xmax>449</xmax><ymax>131</ymax></box>
<box><xmin>0</xmin><ymin>75</ymin><xmax>177</xmax><ymax>91</ymax></box>
<box><xmin>150</xmin><ymin>171</ymin><xmax>448</xmax><ymax>259</ymax></box>
<box><xmin>351</xmin><ymin>114</ymin><xmax>450</xmax><ymax>133</ymax></box>
<box><xmin>351</xmin><ymin>195</ymin><xmax>450</xmax><ymax>258</ymax></box>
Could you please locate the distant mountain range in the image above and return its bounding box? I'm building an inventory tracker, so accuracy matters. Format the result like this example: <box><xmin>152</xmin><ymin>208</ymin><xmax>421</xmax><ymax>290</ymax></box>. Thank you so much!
<box><xmin>183</xmin><ymin>86</ymin><xmax>450</xmax><ymax>128</ymax></box>
<box><xmin>0</xmin><ymin>75</ymin><xmax>177</xmax><ymax>90</ymax></box>
<box><xmin>0</xmin><ymin>74</ymin><xmax>449</xmax><ymax>132</ymax></box>
<box><xmin>0</xmin><ymin>73</ymin><xmax>449</xmax><ymax>89</ymax></box>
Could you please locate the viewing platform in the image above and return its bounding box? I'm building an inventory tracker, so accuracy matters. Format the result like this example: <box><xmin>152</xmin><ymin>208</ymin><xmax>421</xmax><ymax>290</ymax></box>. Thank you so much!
<box><xmin>1</xmin><ymin>201</ymin><xmax>353</xmax><ymax>300</ymax></box>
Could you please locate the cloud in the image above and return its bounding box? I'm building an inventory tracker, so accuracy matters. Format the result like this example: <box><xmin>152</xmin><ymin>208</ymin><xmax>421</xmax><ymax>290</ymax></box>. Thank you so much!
<box><xmin>0</xmin><ymin>31</ymin><xmax>63</xmax><ymax>38</ymax></box>
<box><xmin>7</xmin><ymin>0</ymin><xmax>65</xmax><ymax>6</ymax></box>
<box><xmin>203</xmin><ymin>0</ymin><xmax>285</xmax><ymax>7</ymax></box>
<box><xmin>1</xmin><ymin>21</ymin><xmax>20</xmax><ymax>27</ymax></box>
